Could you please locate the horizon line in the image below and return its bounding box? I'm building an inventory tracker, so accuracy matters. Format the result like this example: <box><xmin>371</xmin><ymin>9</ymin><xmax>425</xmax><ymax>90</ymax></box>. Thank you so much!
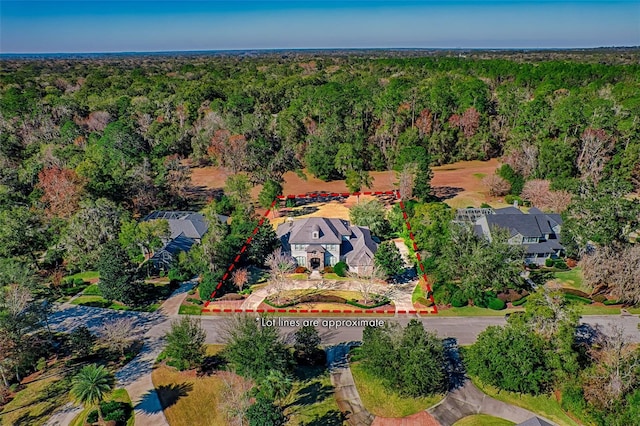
<box><xmin>2</xmin><ymin>45</ymin><xmax>639</xmax><ymax>57</ymax></box>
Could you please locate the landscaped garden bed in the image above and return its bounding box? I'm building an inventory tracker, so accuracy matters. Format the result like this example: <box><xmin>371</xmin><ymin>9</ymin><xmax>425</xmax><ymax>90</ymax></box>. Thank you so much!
<box><xmin>264</xmin><ymin>289</ymin><xmax>392</xmax><ymax>310</ymax></box>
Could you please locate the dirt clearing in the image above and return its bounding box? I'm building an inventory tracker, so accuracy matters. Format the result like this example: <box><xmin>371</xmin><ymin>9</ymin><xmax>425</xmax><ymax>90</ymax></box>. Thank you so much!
<box><xmin>189</xmin><ymin>158</ymin><xmax>502</xmax><ymax>208</ymax></box>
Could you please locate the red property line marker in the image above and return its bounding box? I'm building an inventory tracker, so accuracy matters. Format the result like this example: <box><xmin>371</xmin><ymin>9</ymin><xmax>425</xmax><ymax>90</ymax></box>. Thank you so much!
<box><xmin>394</xmin><ymin>190</ymin><xmax>438</xmax><ymax>315</ymax></box>
<box><xmin>203</xmin><ymin>190</ymin><xmax>437</xmax><ymax>314</ymax></box>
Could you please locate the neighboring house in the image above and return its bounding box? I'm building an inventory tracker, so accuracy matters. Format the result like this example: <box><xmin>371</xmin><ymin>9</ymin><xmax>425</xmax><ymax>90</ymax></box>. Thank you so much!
<box><xmin>276</xmin><ymin>217</ymin><xmax>378</xmax><ymax>274</ymax></box>
<box><xmin>142</xmin><ymin>210</ymin><xmax>229</xmax><ymax>270</ymax></box>
<box><xmin>461</xmin><ymin>206</ymin><xmax>564</xmax><ymax>265</ymax></box>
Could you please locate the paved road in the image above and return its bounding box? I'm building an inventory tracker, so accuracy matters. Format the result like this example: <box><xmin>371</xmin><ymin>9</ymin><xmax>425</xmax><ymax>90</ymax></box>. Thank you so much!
<box><xmin>192</xmin><ymin>314</ymin><xmax>640</xmax><ymax>346</ymax></box>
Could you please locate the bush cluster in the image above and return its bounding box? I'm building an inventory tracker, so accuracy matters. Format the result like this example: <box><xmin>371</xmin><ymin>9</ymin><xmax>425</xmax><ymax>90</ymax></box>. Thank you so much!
<box><xmin>334</xmin><ymin>261</ymin><xmax>348</xmax><ymax>277</ymax></box>
<box><xmin>488</xmin><ymin>298</ymin><xmax>506</xmax><ymax>310</ymax></box>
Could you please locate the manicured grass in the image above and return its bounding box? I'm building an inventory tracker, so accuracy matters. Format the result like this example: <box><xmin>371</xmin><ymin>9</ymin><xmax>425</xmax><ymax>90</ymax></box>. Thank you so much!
<box><xmin>69</xmin><ymin>388</ymin><xmax>134</xmax><ymax>426</ymax></box>
<box><xmin>0</xmin><ymin>372</ymin><xmax>71</xmax><ymax>426</ymax></box>
<box><xmin>553</xmin><ymin>267</ymin><xmax>587</xmax><ymax>292</ymax></box>
<box><xmin>71</xmin><ymin>295</ymin><xmax>110</xmax><ymax>307</ymax></box>
<box><xmin>321</xmin><ymin>273</ymin><xmax>350</xmax><ymax>280</ymax></box>
<box><xmin>471</xmin><ymin>377</ymin><xmax>579</xmax><ymax>426</ymax></box>
<box><xmin>67</xmin><ymin>271</ymin><xmax>100</xmax><ymax>281</ymax></box>
<box><xmin>179</xmin><ymin>304</ymin><xmax>203</xmax><ymax>315</ymax></box>
<box><xmin>436</xmin><ymin>306</ymin><xmax>525</xmax><ymax>317</ymax></box>
<box><xmin>412</xmin><ymin>283</ymin><xmax>424</xmax><ymax>303</ymax></box>
<box><xmin>289</xmin><ymin>273</ymin><xmax>309</xmax><ymax>280</ymax></box>
<box><xmin>284</xmin><ymin>366</ymin><xmax>344</xmax><ymax>425</ymax></box>
<box><xmin>82</xmin><ymin>284</ymin><xmax>101</xmax><ymax>296</ymax></box>
<box><xmin>350</xmin><ymin>361</ymin><xmax>443</xmax><ymax>418</ymax></box>
<box><xmin>152</xmin><ymin>345</ymin><xmax>243</xmax><ymax>426</ymax></box>
<box><xmin>453</xmin><ymin>414</ymin><xmax>515</xmax><ymax>426</ymax></box>
<box><xmin>578</xmin><ymin>305</ymin><xmax>621</xmax><ymax>315</ymax></box>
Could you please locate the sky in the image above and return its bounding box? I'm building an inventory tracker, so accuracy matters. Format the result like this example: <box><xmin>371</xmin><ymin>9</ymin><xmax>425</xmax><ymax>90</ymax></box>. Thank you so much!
<box><xmin>1</xmin><ymin>1</ymin><xmax>639</xmax><ymax>53</ymax></box>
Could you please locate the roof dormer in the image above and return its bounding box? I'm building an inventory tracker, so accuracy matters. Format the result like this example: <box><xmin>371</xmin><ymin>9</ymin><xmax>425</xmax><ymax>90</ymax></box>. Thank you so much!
<box><xmin>312</xmin><ymin>224</ymin><xmax>319</xmax><ymax>239</ymax></box>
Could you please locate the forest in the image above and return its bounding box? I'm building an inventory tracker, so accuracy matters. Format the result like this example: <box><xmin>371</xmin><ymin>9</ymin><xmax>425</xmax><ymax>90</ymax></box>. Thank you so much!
<box><xmin>1</xmin><ymin>50</ymin><xmax>640</xmax><ymax>424</ymax></box>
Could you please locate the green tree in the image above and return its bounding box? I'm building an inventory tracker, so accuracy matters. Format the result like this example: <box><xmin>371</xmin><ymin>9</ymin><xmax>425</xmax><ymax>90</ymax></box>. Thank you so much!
<box><xmin>164</xmin><ymin>316</ymin><xmax>206</xmax><ymax>370</ymax></box>
<box><xmin>258</xmin><ymin>180</ymin><xmax>283</xmax><ymax>209</ymax></box>
<box><xmin>374</xmin><ymin>241</ymin><xmax>404</xmax><ymax>277</ymax></box>
<box><xmin>497</xmin><ymin>164</ymin><xmax>524</xmax><ymax>195</ymax></box>
<box><xmin>223</xmin><ymin>315</ymin><xmax>292</xmax><ymax>380</ymax></box>
<box><xmin>349</xmin><ymin>199</ymin><xmax>390</xmax><ymax>238</ymax></box>
<box><xmin>345</xmin><ymin>170</ymin><xmax>373</xmax><ymax>194</ymax></box>
<box><xmin>465</xmin><ymin>322</ymin><xmax>552</xmax><ymax>394</ymax></box>
<box><xmin>96</xmin><ymin>240</ymin><xmax>136</xmax><ymax>305</ymax></box>
<box><xmin>409</xmin><ymin>202</ymin><xmax>454</xmax><ymax>257</ymax></box>
<box><xmin>70</xmin><ymin>364</ymin><xmax>115</xmax><ymax>422</ymax></box>
<box><xmin>246</xmin><ymin>394</ymin><xmax>286</xmax><ymax>426</ymax></box>
<box><xmin>224</xmin><ymin>174</ymin><xmax>252</xmax><ymax>207</ymax></box>
<box><xmin>293</xmin><ymin>325</ymin><xmax>324</xmax><ymax>365</ymax></box>
<box><xmin>394</xmin><ymin>146</ymin><xmax>432</xmax><ymax>201</ymax></box>
<box><xmin>119</xmin><ymin>219</ymin><xmax>170</xmax><ymax>269</ymax></box>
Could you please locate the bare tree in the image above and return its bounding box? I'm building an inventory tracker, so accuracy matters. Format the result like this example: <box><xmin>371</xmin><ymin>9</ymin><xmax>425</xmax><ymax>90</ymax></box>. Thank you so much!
<box><xmin>482</xmin><ymin>174</ymin><xmax>511</xmax><ymax>197</ymax></box>
<box><xmin>545</xmin><ymin>189</ymin><xmax>572</xmax><ymax>213</ymax></box>
<box><xmin>577</xmin><ymin>128</ymin><xmax>614</xmax><ymax>185</ymax></box>
<box><xmin>0</xmin><ymin>284</ymin><xmax>32</xmax><ymax>317</ymax></box>
<box><xmin>99</xmin><ymin>317</ymin><xmax>137</xmax><ymax>357</ymax></box>
<box><xmin>584</xmin><ymin>324</ymin><xmax>640</xmax><ymax>410</ymax></box>
<box><xmin>232</xmin><ymin>268</ymin><xmax>250</xmax><ymax>293</ymax></box>
<box><xmin>349</xmin><ymin>265</ymin><xmax>385</xmax><ymax>305</ymax></box>
<box><xmin>220</xmin><ymin>371</ymin><xmax>252</xmax><ymax>426</ymax></box>
<box><xmin>266</xmin><ymin>248</ymin><xmax>296</xmax><ymax>305</ymax></box>
<box><xmin>397</xmin><ymin>163</ymin><xmax>417</xmax><ymax>201</ymax></box>
<box><xmin>521</xmin><ymin>179</ymin><xmax>551</xmax><ymax>209</ymax></box>
<box><xmin>581</xmin><ymin>245</ymin><xmax>640</xmax><ymax>304</ymax></box>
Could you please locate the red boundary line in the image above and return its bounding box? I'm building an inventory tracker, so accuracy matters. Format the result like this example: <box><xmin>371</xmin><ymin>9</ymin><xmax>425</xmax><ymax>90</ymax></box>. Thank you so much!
<box><xmin>202</xmin><ymin>190</ymin><xmax>437</xmax><ymax>315</ymax></box>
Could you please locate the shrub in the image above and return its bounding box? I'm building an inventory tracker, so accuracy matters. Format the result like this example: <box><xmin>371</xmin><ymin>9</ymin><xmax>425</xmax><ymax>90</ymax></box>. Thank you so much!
<box><xmin>451</xmin><ymin>291</ymin><xmax>468</xmax><ymax>307</ymax></box>
<box><xmin>100</xmin><ymin>400</ymin><xmax>130</xmax><ymax>424</ymax></box>
<box><xmin>168</xmin><ymin>267</ymin><xmax>189</xmax><ymax>282</ymax></box>
<box><xmin>488</xmin><ymin>298</ymin><xmax>506</xmax><ymax>310</ymax></box>
<box><xmin>198</xmin><ymin>271</ymin><xmax>222</xmax><ymax>301</ymax></box>
<box><xmin>36</xmin><ymin>357</ymin><xmax>47</xmax><ymax>371</ymax></box>
<box><xmin>346</xmin><ymin>298</ymin><xmax>390</xmax><ymax>309</ymax></box>
<box><xmin>545</xmin><ymin>258</ymin><xmax>555</xmax><ymax>267</ymax></box>
<box><xmin>512</xmin><ymin>296</ymin><xmax>528</xmax><ymax>306</ymax></box>
<box><xmin>73</xmin><ymin>278</ymin><xmax>85</xmax><ymax>287</ymax></box>
<box><xmin>564</xmin><ymin>293</ymin><xmax>592</xmax><ymax>304</ymax></box>
<box><xmin>592</xmin><ymin>294</ymin><xmax>607</xmax><ymax>303</ymax></box>
<box><xmin>186</xmin><ymin>297</ymin><xmax>203</xmax><ymax>305</ymax></box>
<box><xmin>87</xmin><ymin>410</ymin><xmax>99</xmax><ymax>424</ymax></box>
<box><xmin>505</xmin><ymin>194</ymin><xmax>524</xmax><ymax>205</ymax></box>
<box><xmin>323</xmin><ymin>266</ymin><xmax>334</xmax><ymax>274</ymax></box>
<box><xmin>416</xmin><ymin>297</ymin><xmax>433</xmax><ymax>307</ymax></box>
<box><xmin>334</xmin><ymin>261</ymin><xmax>348</xmax><ymax>277</ymax></box>
<box><xmin>554</xmin><ymin>259</ymin><xmax>569</xmax><ymax>269</ymax></box>
<box><xmin>294</xmin><ymin>266</ymin><xmax>308</xmax><ymax>274</ymax></box>
<box><xmin>218</xmin><ymin>293</ymin><xmax>244</xmax><ymax>301</ymax></box>
<box><xmin>603</xmin><ymin>299</ymin><xmax>621</xmax><ymax>306</ymax></box>
<box><xmin>69</xmin><ymin>326</ymin><xmax>95</xmax><ymax>357</ymax></box>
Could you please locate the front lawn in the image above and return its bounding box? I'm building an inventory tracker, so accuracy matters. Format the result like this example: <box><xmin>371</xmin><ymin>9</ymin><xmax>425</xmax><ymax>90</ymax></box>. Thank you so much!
<box><xmin>552</xmin><ymin>267</ymin><xmax>587</xmax><ymax>292</ymax></box>
<box><xmin>453</xmin><ymin>414</ymin><xmax>514</xmax><ymax>426</ymax></box>
<box><xmin>265</xmin><ymin>289</ymin><xmax>392</xmax><ymax>310</ymax></box>
<box><xmin>152</xmin><ymin>345</ymin><xmax>231</xmax><ymax>426</ymax></box>
<box><xmin>70</xmin><ymin>279</ymin><xmax>177</xmax><ymax>312</ymax></box>
<box><xmin>67</xmin><ymin>271</ymin><xmax>100</xmax><ymax>282</ymax></box>
<box><xmin>69</xmin><ymin>388</ymin><xmax>134</xmax><ymax>426</ymax></box>
<box><xmin>0</xmin><ymin>371</ymin><xmax>71</xmax><ymax>426</ymax></box>
<box><xmin>471</xmin><ymin>377</ymin><xmax>579</xmax><ymax>426</ymax></box>
<box><xmin>436</xmin><ymin>306</ymin><xmax>525</xmax><ymax>317</ymax></box>
<box><xmin>284</xmin><ymin>366</ymin><xmax>344</xmax><ymax>425</ymax></box>
<box><xmin>350</xmin><ymin>361</ymin><xmax>443</xmax><ymax>418</ymax></box>
<box><xmin>179</xmin><ymin>304</ymin><xmax>203</xmax><ymax>315</ymax></box>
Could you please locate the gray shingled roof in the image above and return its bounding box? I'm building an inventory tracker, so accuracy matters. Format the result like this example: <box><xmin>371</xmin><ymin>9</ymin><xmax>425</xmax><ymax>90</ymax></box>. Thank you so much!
<box><xmin>142</xmin><ymin>210</ymin><xmax>227</xmax><ymax>240</ymax></box>
<box><xmin>276</xmin><ymin>217</ymin><xmax>378</xmax><ymax>266</ymax></box>
<box><xmin>486</xmin><ymin>213</ymin><xmax>561</xmax><ymax>239</ymax></box>
<box><xmin>517</xmin><ymin>417</ymin><xmax>555</xmax><ymax>426</ymax></box>
<box><xmin>153</xmin><ymin>233</ymin><xmax>195</xmax><ymax>257</ymax></box>
<box><xmin>278</xmin><ymin>217</ymin><xmax>350</xmax><ymax>244</ymax></box>
<box><xmin>494</xmin><ymin>206</ymin><xmax>524</xmax><ymax>215</ymax></box>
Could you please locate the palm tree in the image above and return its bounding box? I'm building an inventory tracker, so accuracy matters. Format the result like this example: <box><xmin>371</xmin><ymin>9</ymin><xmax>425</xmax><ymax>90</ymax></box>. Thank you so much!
<box><xmin>70</xmin><ymin>364</ymin><xmax>115</xmax><ymax>422</ymax></box>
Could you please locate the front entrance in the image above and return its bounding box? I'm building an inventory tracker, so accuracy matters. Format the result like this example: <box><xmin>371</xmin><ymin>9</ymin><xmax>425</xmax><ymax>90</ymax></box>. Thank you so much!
<box><xmin>309</xmin><ymin>257</ymin><xmax>321</xmax><ymax>270</ymax></box>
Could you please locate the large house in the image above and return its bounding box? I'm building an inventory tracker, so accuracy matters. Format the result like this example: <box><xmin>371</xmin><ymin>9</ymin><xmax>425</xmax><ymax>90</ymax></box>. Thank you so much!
<box><xmin>142</xmin><ymin>210</ymin><xmax>228</xmax><ymax>270</ymax></box>
<box><xmin>463</xmin><ymin>206</ymin><xmax>565</xmax><ymax>265</ymax></box>
<box><xmin>276</xmin><ymin>217</ymin><xmax>378</xmax><ymax>273</ymax></box>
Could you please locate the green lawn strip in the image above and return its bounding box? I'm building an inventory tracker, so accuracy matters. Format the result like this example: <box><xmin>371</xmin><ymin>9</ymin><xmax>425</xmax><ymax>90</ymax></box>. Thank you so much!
<box><xmin>284</xmin><ymin>366</ymin><xmax>343</xmax><ymax>425</ymax></box>
<box><xmin>82</xmin><ymin>284</ymin><xmax>101</xmax><ymax>296</ymax></box>
<box><xmin>578</xmin><ymin>305</ymin><xmax>621</xmax><ymax>315</ymax></box>
<box><xmin>436</xmin><ymin>306</ymin><xmax>524</xmax><ymax>317</ymax></box>
<box><xmin>453</xmin><ymin>414</ymin><xmax>514</xmax><ymax>426</ymax></box>
<box><xmin>69</xmin><ymin>388</ymin><xmax>134</xmax><ymax>426</ymax></box>
<box><xmin>553</xmin><ymin>268</ymin><xmax>587</xmax><ymax>292</ymax></box>
<box><xmin>470</xmin><ymin>377</ymin><xmax>579</xmax><ymax>426</ymax></box>
<box><xmin>350</xmin><ymin>361</ymin><xmax>443</xmax><ymax>418</ymax></box>
<box><xmin>67</xmin><ymin>271</ymin><xmax>100</xmax><ymax>281</ymax></box>
<box><xmin>411</xmin><ymin>283</ymin><xmax>424</xmax><ymax>303</ymax></box>
<box><xmin>627</xmin><ymin>306</ymin><xmax>640</xmax><ymax>314</ymax></box>
<box><xmin>179</xmin><ymin>304</ymin><xmax>203</xmax><ymax>315</ymax></box>
<box><xmin>0</xmin><ymin>372</ymin><xmax>71</xmax><ymax>426</ymax></box>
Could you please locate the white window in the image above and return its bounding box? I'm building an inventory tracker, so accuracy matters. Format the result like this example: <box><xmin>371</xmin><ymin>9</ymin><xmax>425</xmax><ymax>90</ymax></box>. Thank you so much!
<box><xmin>295</xmin><ymin>256</ymin><xmax>306</xmax><ymax>267</ymax></box>
<box><xmin>329</xmin><ymin>256</ymin><xmax>337</xmax><ymax>266</ymax></box>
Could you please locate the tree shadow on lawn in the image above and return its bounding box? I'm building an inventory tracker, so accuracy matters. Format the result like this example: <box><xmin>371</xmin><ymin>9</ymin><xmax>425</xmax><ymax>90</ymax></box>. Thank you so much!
<box><xmin>198</xmin><ymin>354</ymin><xmax>228</xmax><ymax>376</ymax></box>
<box><xmin>152</xmin><ymin>382</ymin><xmax>194</xmax><ymax>412</ymax></box>
<box><xmin>301</xmin><ymin>410</ymin><xmax>346</xmax><ymax>426</ymax></box>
